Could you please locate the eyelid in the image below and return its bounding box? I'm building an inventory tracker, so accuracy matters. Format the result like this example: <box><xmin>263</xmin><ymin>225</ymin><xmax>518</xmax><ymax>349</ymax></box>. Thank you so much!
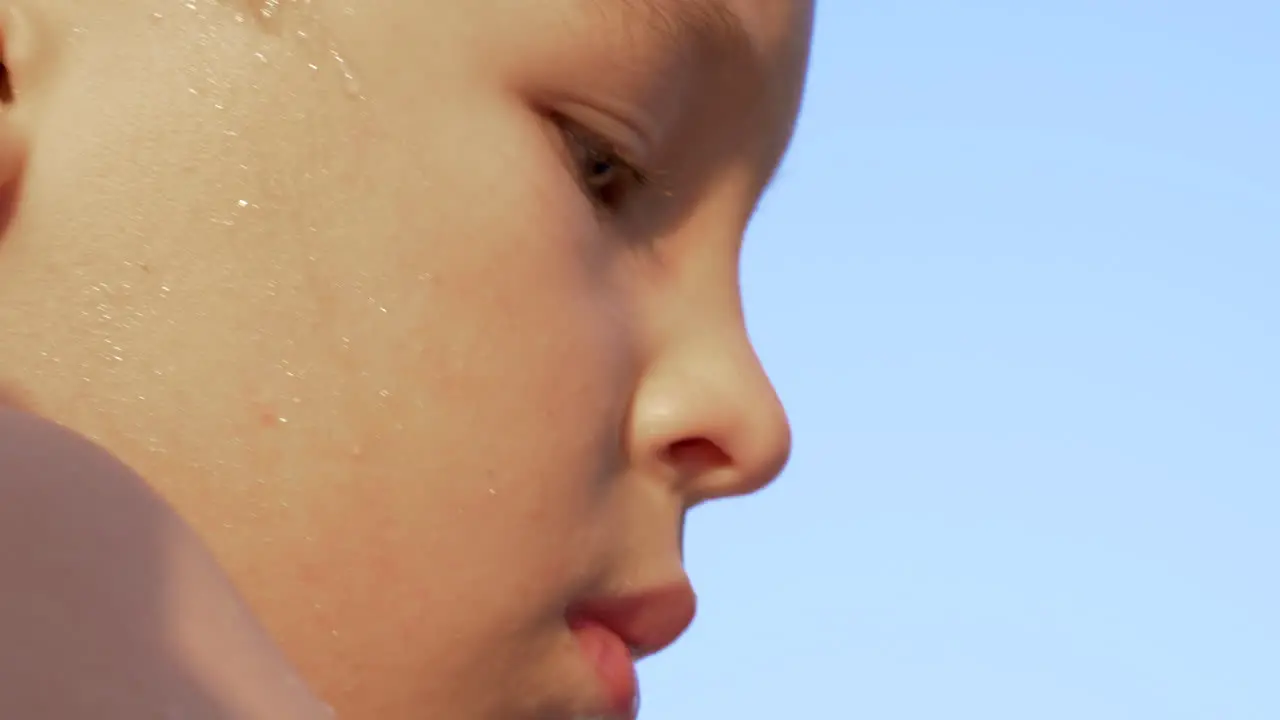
<box><xmin>560</xmin><ymin>119</ymin><xmax>644</xmax><ymax>174</ymax></box>
<box><xmin>547</xmin><ymin>100</ymin><xmax>657</xmax><ymax>164</ymax></box>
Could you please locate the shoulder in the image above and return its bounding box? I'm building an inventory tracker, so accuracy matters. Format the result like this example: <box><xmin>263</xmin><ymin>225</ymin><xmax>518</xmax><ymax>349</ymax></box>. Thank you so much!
<box><xmin>0</xmin><ymin>409</ymin><xmax>168</xmax><ymax>534</ymax></box>
<box><xmin>0</xmin><ymin>410</ymin><xmax>329</xmax><ymax>719</ymax></box>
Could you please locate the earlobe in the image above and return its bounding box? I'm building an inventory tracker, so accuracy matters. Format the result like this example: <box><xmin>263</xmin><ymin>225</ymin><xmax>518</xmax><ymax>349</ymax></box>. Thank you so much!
<box><xmin>0</xmin><ymin>93</ymin><xmax>24</xmax><ymax>243</ymax></box>
<box><xmin>0</xmin><ymin>3</ymin><xmax>44</xmax><ymax>80</ymax></box>
<box><xmin>0</xmin><ymin>1</ymin><xmax>60</xmax><ymax>108</ymax></box>
<box><xmin>0</xmin><ymin>123</ymin><xmax>25</xmax><ymax>245</ymax></box>
<box><xmin>0</xmin><ymin>4</ymin><xmax>38</xmax><ymax>232</ymax></box>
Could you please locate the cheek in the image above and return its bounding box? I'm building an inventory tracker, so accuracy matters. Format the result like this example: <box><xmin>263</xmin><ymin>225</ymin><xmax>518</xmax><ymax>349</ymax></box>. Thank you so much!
<box><xmin>235</xmin><ymin>99</ymin><xmax>644</xmax><ymax>702</ymax></box>
<box><xmin>10</xmin><ymin>22</ymin><xmax>643</xmax><ymax>707</ymax></box>
<box><xmin>3</xmin><ymin>28</ymin><xmax>380</xmax><ymax>478</ymax></box>
<box><xmin>290</xmin><ymin>93</ymin><xmax>638</xmax><ymax>586</ymax></box>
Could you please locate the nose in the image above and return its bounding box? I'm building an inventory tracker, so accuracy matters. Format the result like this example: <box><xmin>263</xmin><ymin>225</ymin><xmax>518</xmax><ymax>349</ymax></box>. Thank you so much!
<box><xmin>628</xmin><ymin>324</ymin><xmax>792</xmax><ymax>505</ymax></box>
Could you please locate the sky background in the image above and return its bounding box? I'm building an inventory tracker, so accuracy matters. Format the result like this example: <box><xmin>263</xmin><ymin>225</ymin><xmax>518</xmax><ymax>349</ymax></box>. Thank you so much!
<box><xmin>641</xmin><ymin>3</ymin><xmax>1279</xmax><ymax>718</ymax></box>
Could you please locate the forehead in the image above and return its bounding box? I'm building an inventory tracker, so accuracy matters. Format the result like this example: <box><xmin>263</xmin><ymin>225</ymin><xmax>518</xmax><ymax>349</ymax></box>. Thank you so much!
<box><xmin>238</xmin><ymin>0</ymin><xmax>811</xmax><ymax>42</ymax></box>
<box><xmin>593</xmin><ymin>0</ymin><xmax>814</xmax><ymax>75</ymax></box>
<box><xmin>617</xmin><ymin>0</ymin><xmax>814</xmax><ymax>49</ymax></box>
<box><xmin>252</xmin><ymin>0</ymin><xmax>812</xmax><ymax>78</ymax></box>
<box><xmin>230</xmin><ymin>0</ymin><xmax>812</xmax><ymax>175</ymax></box>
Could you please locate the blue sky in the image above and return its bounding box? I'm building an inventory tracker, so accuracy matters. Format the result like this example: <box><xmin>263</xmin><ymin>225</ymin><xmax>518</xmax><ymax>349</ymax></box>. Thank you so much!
<box><xmin>641</xmin><ymin>3</ymin><xmax>1279</xmax><ymax>718</ymax></box>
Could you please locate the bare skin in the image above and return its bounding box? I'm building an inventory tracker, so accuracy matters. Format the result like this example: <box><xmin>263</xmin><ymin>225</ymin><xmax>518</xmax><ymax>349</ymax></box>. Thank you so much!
<box><xmin>0</xmin><ymin>0</ymin><xmax>813</xmax><ymax>718</ymax></box>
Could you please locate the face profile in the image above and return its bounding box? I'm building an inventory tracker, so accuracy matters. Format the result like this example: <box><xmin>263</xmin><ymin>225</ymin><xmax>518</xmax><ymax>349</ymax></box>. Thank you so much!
<box><xmin>0</xmin><ymin>1</ymin><xmax>813</xmax><ymax>717</ymax></box>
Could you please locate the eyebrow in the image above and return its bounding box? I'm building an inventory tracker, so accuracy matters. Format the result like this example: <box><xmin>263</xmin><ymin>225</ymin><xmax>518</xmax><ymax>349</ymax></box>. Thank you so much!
<box><xmin>596</xmin><ymin>0</ymin><xmax>788</xmax><ymax>191</ymax></box>
<box><xmin>607</xmin><ymin>0</ymin><xmax>760</xmax><ymax>71</ymax></box>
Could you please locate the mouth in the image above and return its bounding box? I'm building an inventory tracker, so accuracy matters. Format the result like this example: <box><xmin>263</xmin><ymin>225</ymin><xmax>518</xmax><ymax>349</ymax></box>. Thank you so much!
<box><xmin>564</xmin><ymin>580</ymin><xmax>698</xmax><ymax>720</ymax></box>
<box><xmin>568</xmin><ymin>616</ymin><xmax>641</xmax><ymax>720</ymax></box>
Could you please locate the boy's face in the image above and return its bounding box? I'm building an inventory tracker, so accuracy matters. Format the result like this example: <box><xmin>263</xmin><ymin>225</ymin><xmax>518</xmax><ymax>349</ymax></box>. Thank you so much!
<box><xmin>0</xmin><ymin>0</ymin><xmax>811</xmax><ymax>717</ymax></box>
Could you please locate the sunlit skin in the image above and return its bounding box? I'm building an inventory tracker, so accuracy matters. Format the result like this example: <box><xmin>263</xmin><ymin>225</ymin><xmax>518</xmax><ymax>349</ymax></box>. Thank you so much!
<box><xmin>0</xmin><ymin>0</ymin><xmax>812</xmax><ymax>718</ymax></box>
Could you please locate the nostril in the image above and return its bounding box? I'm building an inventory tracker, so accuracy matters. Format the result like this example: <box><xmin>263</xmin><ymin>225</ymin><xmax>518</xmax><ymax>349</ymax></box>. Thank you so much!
<box><xmin>665</xmin><ymin>438</ymin><xmax>731</xmax><ymax>475</ymax></box>
<box><xmin>0</xmin><ymin>63</ymin><xmax>11</xmax><ymax>104</ymax></box>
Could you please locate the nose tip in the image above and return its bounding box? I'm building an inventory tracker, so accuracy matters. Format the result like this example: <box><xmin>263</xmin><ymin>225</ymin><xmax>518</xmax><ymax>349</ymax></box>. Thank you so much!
<box><xmin>725</xmin><ymin>385</ymin><xmax>792</xmax><ymax>497</ymax></box>
<box><xmin>634</xmin><ymin>339</ymin><xmax>792</xmax><ymax>503</ymax></box>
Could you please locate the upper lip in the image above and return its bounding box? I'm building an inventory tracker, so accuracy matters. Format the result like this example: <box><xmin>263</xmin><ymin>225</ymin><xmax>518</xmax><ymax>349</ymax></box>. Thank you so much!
<box><xmin>567</xmin><ymin>579</ymin><xmax>698</xmax><ymax>659</ymax></box>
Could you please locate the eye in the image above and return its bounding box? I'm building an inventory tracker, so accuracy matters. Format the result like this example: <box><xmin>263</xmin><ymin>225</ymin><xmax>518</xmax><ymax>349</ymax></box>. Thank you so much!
<box><xmin>561</xmin><ymin>123</ymin><xmax>650</xmax><ymax>213</ymax></box>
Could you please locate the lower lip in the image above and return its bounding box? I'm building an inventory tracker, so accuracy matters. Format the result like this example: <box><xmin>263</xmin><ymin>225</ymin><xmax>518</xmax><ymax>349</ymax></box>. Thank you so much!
<box><xmin>570</xmin><ymin>618</ymin><xmax>639</xmax><ymax>718</ymax></box>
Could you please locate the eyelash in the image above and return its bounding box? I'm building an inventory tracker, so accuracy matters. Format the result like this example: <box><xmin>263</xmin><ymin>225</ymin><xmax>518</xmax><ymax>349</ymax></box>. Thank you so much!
<box><xmin>558</xmin><ymin>119</ymin><xmax>653</xmax><ymax>214</ymax></box>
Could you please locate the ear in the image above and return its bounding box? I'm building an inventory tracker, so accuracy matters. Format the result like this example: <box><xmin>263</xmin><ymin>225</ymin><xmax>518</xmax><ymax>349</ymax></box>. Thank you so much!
<box><xmin>0</xmin><ymin>4</ymin><xmax>43</xmax><ymax>239</ymax></box>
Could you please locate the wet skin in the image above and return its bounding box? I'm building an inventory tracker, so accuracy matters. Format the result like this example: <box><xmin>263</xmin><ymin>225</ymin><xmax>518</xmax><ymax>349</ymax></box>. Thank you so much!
<box><xmin>0</xmin><ymin>0</ymin><xmax>813</xmax><ymax>717</ymax></box>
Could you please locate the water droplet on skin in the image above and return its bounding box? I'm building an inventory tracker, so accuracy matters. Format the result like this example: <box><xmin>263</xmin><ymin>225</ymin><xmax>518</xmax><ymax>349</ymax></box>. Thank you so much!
<box><xmin>257</xmin><ymin>0</ymin><xmax>281</xmax><ymax>26</ymax></box>
<box><xmin>330</xmin><ymin>48</ymin><xmax>361</xmax><ymax>97</ymax></box>
<box><xmin>227</xmin><ymin>0</ymin><xmax>365</xmax><ymax>100</ymax></box>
